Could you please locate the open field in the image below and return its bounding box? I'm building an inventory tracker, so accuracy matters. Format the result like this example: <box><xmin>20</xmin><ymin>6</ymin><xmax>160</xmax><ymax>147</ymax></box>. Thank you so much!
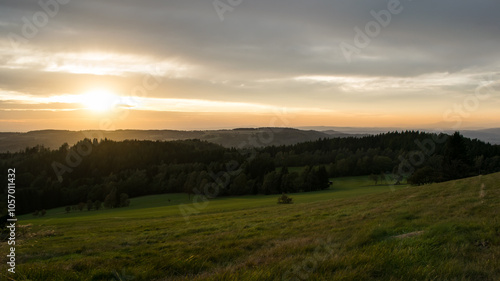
<box><xmin>1</xmin><ymin>174</ymin><xmax>499</xmax><ymax>280</ymax></box>
<box><xmin>15</xmin><ymin>176</ymin><xmax>393</xmax><ymax>222</ymax></box>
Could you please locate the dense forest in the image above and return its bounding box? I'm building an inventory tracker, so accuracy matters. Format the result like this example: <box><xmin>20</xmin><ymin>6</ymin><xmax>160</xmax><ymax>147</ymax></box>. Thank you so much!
<box><xmin>262</xmin><ymin>131</ymin><xmax>500</xmax><ymax>180</ymax></box>
<box><xmin>1</xmin><ymin>131</ymin><xmax>500</xmax><ymax>215</ymax></box>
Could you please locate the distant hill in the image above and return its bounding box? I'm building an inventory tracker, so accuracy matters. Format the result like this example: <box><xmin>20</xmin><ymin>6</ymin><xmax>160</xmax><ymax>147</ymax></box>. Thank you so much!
<box><xmin>450</xmin><ymin>128</ymin><xmax>500</xmax><ymax>145</ymax></box>
<box><xmin>2</xmin><ymin>127</ymin><xmax>499</xmax><ymax>152</ymax></box>
<box><xmin>300</xmin><ymin>126</ymin><xmax>500</xmax><ymax>145</ymax></box>
<box><xmin>0</xmin><ymin>128</ymin><xmax>356</xmax><ymax>152</ymax></box>
<box><xmin>299</xmin><ymin>126</ymin><xmax>399</xmax><ymax>135</ymax></box>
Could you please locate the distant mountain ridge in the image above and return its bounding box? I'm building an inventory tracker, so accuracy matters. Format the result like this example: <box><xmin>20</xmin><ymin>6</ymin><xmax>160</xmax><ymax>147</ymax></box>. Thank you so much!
<box><xmin>0</xmin><ymin>128</ymin><xmax>356</xmax><ymax>152</ymax></box>
<box><xmin>1</xmin><ymin>127</ymin><xmax>498</xmax><ymax>153</ymax></box>
<box><xmin>453</xmin><ymin>128</ymin><xmax>500</xmax><ymax>145</ymax></box>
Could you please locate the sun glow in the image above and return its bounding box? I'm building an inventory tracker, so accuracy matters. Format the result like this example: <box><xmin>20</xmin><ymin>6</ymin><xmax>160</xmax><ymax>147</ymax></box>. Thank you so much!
<box><xmin>80</xmin><ymin>89</ymin><xmax>121</xmax><ymax>112</ymax></box>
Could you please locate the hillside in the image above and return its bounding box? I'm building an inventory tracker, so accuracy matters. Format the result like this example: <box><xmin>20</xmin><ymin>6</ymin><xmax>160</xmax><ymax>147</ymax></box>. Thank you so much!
<box><xmin>457</xmin><ymin>128</ymin><xmax>500</xmax><ymax>145</ymax></box>
<box><xmin>0</xmin><ymin>128</ymin><xmax>349</xmax><ymax>152</ymax></box>
<box><xmin>1</xmin><ymin>173</ymin><xmax>499</xmax><ymax>280</ymax></box>
<box><xmin>3</xmin><ymin>131</ymin><xmax>499</xmax><ymax>215</ymax></box>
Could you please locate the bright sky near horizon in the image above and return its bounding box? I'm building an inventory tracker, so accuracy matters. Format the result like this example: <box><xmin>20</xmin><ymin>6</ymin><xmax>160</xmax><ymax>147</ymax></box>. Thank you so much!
<box><xmin>0</xmin><ymin>0</ymin><xmax>499</xmax><ymax>131</ymax></box>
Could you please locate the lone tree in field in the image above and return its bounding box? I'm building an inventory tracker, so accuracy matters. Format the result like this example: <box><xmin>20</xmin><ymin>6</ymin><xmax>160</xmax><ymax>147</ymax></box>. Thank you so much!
<box><xmin>408</xmin><ymin>166</ymin><xmax>436</xmax><ymax>185</ymax></box>
<box><xmin>104</xmin><ymin>186</ymin><xmax>118</xmax><ymax>208</ymax></box>
<box><xmin>277</xmin><ymin>193</ymin><xmax>293</xmax><ymax>204</ymax></box>
<box><xmin>119</xmin><ymin>193</ymin><xmax>130</xmax><ymax>207</ymax></box>
<box><xmin>94</xmin><ymin>200</ymin><xmax>102</xmax><ymax>210</ymax></box>
<box><xmin>379</xmin><ymin>172</ymin><xmax>386</xmax><ymax>184</ymax></box>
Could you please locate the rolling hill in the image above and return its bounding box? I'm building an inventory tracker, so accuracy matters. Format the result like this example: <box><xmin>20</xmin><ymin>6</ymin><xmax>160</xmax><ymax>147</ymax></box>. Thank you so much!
<box><xmin>2</xmin><ymin>127</ymin><xmax>499</xmax><ymax>153</ymax></box>
<box><xmin>1</xmin><ymin>173</ymin><xmax>499</xmax><ymax>280</ymax></box>
<box><xmin>0</xmin><ymin>128</ymin><xmax>353</xmax><ymax>153</ymax></box>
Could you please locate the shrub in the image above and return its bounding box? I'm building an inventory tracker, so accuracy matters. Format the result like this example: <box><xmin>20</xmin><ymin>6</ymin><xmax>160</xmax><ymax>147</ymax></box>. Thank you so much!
<box><xmin>278</xmin><ymin>193</ymin><xmax>293</xmax><ymax>204</ymax></box>
<box><xmin>408</xmin><ymin>166</ymin><xmax>437</xmax><ymax>185</ymax></box>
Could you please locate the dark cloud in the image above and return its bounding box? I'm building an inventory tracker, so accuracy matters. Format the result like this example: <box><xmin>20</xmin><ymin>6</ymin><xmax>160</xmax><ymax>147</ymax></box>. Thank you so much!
<box><xmin>2</xmin><ymin>1</ymin><xmax>498</xmax><ymax>72</ymax></box>
<box><xmin>1</xmin><ymin>0</ymin><xmax>499</xmax><ymax>99</ymax></box>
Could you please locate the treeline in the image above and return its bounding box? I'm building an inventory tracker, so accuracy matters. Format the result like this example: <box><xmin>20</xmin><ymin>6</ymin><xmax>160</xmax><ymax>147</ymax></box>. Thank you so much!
<box><xmin>0</xmin><ymin>139</ymin><xmax>329</xmax><ymax>215</ymax></box>
<box><xmin>262</xmin><ymin>131</ymin><xmax>500</xmax><ymax>183</ymax></box>
<box><xmin>1</xmin><ymin>131</ymin><xmax>500</xmax><ymax>215</ymax></box>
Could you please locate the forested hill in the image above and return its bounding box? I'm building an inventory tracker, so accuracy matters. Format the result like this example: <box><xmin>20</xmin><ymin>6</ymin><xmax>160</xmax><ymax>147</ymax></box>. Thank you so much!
<box><xmin>263</xmin><ymin>131</ymin><xmax>500</xmax><ymax>179</ymax></box>
<box><xmin>1</xmin><ymin>131</ymin><xmax>499</xmax><ymax>215</ymax></box>
<box><xmin>264</xmin><ymin>131</ymin><xmax>499</xmax><ymax>157</ymax></box>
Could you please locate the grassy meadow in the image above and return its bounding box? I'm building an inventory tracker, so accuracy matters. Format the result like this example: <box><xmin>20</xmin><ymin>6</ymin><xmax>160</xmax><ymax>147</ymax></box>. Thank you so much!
<box><xmin>1</xmin><ymin>174</ymin><xmax>499</xmax><ymax>280</ymax></box>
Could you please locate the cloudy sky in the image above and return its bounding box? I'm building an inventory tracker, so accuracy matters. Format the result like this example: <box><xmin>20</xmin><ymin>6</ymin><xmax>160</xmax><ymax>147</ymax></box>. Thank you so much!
<box><xmin>0</xmin><ymin>0</ymin><xmax>499</xmax><ymax>131</ymax></box>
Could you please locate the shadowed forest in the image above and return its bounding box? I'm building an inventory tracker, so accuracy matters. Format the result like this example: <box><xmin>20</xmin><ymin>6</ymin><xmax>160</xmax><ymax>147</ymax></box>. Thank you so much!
<box><xmin>1</xmin><ymin>131</ymin><xmax>499</xmax><ymax>215</ymax></box>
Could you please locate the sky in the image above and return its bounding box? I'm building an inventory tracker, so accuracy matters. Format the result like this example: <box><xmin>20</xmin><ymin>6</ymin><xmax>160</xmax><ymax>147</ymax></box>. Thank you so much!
<box><xmin>0</xmin><ymin>0</ymin><xmax>499</xmax><ymax>132</ymax></box>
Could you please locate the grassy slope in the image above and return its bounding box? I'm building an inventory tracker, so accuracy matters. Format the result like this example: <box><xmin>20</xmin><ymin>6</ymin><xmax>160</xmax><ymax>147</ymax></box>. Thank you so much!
<box><xmin>1</xmin><ymin>174</ymin><xmax>499</xmax><ymax>280</ymax></box>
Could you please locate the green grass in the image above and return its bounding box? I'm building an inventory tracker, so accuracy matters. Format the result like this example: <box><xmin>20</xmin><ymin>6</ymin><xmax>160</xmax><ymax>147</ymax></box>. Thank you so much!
<box><xmin>17</xmin><ymin>176</ymin><xmax>394</xmax><ymax>223</ymax></box>
<box><xmin>1</xmin><ymin>174</ymin><xmax>499</xmax><ymax>280</ymax></box>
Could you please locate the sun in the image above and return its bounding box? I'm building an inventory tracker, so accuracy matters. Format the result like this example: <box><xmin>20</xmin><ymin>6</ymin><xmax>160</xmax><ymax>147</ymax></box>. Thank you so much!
<box><xmin>80</xmin><ymin>89</ymin><xmax>120</xmax><ymax>112</ymax></box>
